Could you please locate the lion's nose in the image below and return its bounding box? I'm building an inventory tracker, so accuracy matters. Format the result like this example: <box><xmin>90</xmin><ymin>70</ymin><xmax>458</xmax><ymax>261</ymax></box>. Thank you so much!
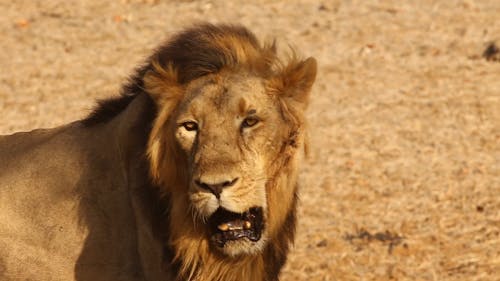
<box><xmin>195</xmin><ymin>178</ymin><xmax>239</xmax><ymax>198</ymax></box>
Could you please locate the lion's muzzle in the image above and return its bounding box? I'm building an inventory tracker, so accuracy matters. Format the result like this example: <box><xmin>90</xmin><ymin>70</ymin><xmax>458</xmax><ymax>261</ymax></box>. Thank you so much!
<box><xmin>194</xmin><ymin>177</ymin><xmax>239</xmax><ymax>199</ymax></box>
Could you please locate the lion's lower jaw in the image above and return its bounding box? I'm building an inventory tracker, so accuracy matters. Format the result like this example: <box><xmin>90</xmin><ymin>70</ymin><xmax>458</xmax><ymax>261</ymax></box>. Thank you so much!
<box><xmin>216</xmin><ymin>236</ymin><xmax>269</xmax><ymax>257</ymax></box>
<box><xmin>169</xmin><ymin>202</ymin><xmax>295</xmax><ymax>281</ymax></box>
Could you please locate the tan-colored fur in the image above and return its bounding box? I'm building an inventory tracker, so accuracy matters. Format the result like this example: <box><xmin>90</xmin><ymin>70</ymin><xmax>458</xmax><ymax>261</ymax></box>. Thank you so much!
<box><xmin>145</xmin><ymin>24</ymin><xmax>316</xmax><ymax>280</ymax></box>
<box><xmin>0</xmin><ymin>24</ymin><xmax>316</xmax><ymax>281</ymax></box>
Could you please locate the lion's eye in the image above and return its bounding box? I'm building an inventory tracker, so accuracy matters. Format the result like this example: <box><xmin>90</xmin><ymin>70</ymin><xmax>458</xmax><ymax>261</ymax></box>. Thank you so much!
<box><xmin>182</xmin><ymin>121</ymin><xmax>198</xmax><ymax>131</ymax></box>
<box><xmin>242</xmin><ymin>117</ymin><xmax>259</xmax><ymax>128</ymax></box>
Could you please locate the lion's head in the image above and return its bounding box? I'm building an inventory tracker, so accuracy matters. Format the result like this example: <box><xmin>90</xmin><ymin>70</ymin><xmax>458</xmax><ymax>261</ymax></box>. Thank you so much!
<box><xmin>143</xmin><ymin>24</ymin><xmax>315</xmax><ymax>277</ymax></box>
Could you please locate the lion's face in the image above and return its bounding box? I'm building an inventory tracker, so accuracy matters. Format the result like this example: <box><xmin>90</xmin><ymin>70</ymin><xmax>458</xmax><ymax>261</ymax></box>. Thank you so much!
<box><xmin>143</xmin><ymin>24</ymin><xmax>316</xmax><ymax>279</ymax></box>
<box><xmin>144</xmin><ymin>27</ymin><xmax>317</xmax><ymax>258</ymax></box>
<box><xmin>172</xmin><ymin>72</ymin><xmax>286</xmax><ymax>256</ymax></box>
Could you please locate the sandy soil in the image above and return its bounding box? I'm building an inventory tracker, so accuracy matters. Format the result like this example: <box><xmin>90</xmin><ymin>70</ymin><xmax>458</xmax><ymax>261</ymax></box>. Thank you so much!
<box><xmin>1</xmin><ymin>1</ymin><xmax>499</xmax><ymax>280</ymax></box>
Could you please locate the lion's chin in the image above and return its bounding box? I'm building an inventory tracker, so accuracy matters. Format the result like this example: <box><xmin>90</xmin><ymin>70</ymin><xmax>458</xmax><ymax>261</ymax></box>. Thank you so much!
<box><xmin>207</xmin><ymin>207</ymin><xmax>266</xmax><ymax>256</ymax></box>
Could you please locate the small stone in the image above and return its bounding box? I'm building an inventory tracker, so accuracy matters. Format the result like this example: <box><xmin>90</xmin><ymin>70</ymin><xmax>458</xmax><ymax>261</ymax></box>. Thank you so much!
<box><xmin>316</xmin><ymin>239</ymin><xmax>328</xmax><ymax>247</ymax></box>
<box><xmin>483</xmin><ymin>42</ymin><xmax>500</xmax><ymax>62</ymax></box>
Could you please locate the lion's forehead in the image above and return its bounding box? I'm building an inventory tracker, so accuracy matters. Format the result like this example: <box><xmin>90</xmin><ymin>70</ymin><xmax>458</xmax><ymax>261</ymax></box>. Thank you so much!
<box><xmin>181</xmin><ymin>73</ymin><xmax>272</xmax><ymax>119</ymax></box>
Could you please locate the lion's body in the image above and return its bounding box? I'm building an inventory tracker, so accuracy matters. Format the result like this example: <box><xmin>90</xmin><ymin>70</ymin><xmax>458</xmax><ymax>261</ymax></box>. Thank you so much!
<box><xmin>0</xmin><ymin>125</ymin><xmax>89</xmax><ymax>280</ymax></box>
<box><xmin>0</xmin><ymin>95</ymin><xmax>169</xmax><ymax>281</ymax></box>
<box><xmin>0</xmin><ymin>24</ymin><xmax>316</xmax><ymax>281</ymax></box>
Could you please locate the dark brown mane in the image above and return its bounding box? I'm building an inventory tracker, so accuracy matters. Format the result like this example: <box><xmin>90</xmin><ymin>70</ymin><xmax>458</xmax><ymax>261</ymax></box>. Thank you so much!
<box><xmin>81</xmin><ymin>61</ymin><xmax>151</xmax><ymax>127</ymax></box>
<box><xmin>82</xmin><ymin>23</ymin><xmax>276</xmax><ymax>127</ymax></box>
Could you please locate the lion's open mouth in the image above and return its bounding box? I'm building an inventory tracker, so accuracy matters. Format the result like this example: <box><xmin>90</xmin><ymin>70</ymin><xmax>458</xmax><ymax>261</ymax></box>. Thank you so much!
<box><xmin>208</xmin><ymin>207</ymin><xmax>264</xmax><ymax>247</ymax></box>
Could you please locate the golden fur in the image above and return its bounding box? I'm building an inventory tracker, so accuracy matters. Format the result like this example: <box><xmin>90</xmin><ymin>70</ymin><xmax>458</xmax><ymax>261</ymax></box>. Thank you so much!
<box><xmin>144</xmin><ymin>24</ymin><xmax>316</xmax><ymax>281</ymax></box>
<box><xmin>0</xmin><ymin>24</ymin><xmax>316</xmax><ymax>281</ymax></box>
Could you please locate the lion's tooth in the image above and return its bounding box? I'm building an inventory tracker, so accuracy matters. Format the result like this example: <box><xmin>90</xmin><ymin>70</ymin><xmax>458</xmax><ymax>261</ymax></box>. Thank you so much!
<box><xmin>227</xmin><ymin>221</ymin><xmax>243</xmax><ymax>231</ymax></box>
<box><xmin>244</xmin><ymin>221</ymin><xmax>252</xmax><ymax>229</ymax></box>
<box><xmin>218</xmin><ymin>223</ymin><xmax>229</xmax><ymax>231</ymax></box>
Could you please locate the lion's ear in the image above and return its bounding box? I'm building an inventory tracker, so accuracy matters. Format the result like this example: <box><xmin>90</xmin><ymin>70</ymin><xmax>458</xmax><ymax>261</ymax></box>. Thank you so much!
<box><xmin>143</xmin><ymin>60</ymin><xmax>183</xmax><ymax>106</ymax></box>
<box><xmin>270</xmin><ymin>57</ymin><xmax>317</xmax><ymax>109</ymax></box>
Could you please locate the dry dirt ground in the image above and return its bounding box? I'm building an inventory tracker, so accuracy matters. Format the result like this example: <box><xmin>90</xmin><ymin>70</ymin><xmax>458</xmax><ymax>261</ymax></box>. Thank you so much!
<box><xmin>1</xmin><ymin>0</ymin><xmax>499</xmax><ymax>280</ymax></box>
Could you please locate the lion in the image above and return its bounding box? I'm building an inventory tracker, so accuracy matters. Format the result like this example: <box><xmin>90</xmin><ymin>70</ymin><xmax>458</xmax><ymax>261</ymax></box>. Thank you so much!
<box><xmin>0</xmin><ymin>23</ymin><xmax>316</xmax><ymax>281</ymax></box>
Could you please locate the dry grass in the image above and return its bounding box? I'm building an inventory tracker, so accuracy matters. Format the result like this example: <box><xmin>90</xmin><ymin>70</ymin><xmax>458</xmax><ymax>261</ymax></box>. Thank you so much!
<box><xmin>1</xmin><ymin>1</ymin><xmax>499</xmax><ymax>280</ymax></box>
